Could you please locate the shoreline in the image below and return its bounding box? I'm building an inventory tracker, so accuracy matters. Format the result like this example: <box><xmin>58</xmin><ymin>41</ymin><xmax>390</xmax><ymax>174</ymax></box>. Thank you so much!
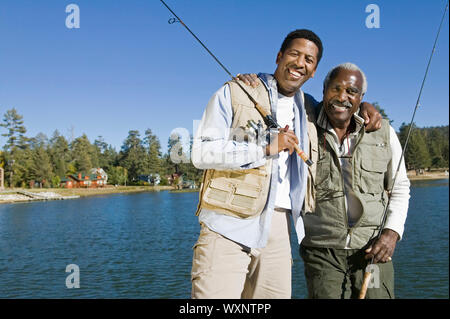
<box><xmin>407</xmin><ymin>171</ymin><xmax>449</xmax><ymax>181</ymax></box>
<box><xmin>0</xmin><ymin>185</ymin><xmax>175</xmax><ymax>204</ymax></box>
<box><xmin>1</xmin><ymin>171</ymin><xmax>448</xmax><ymax>205</ymax></box>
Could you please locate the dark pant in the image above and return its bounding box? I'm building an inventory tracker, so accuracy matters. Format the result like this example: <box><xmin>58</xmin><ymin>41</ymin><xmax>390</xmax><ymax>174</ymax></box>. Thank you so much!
<box><xmin>300</xmin><ymin>244</ymin><xmax>394</xmax><ymax>299</ymax></box>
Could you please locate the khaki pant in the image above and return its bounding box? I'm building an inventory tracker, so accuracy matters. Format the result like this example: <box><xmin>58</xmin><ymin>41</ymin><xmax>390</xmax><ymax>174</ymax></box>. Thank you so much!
<box><xmin>191</xmin><ymin>210</ymin><xmax>292</xmax><ymax>299</ymax></box>
<box><xmin>300</xmin><ymin>244</ymin><xmax>395</xmax><ymax>299</ymax></box>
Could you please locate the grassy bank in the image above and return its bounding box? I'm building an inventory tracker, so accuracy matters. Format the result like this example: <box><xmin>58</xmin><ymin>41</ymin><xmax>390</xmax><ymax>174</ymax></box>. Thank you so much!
<box><xmin>0</xmin><ymin>185</ymin><xmax>174</xmax><ymax>203</ymax></box>
<box><xmin>30</xmin><ymin>185</ymin><xmax>174</xmax><ymax>197</ymax></box>
<box><xmin>407</xmin><ymin>170</ymin><xmax>449</xmax><ymax>181</ymax></box>
<box><xmin>169</xmin><ymin>188</ymin><xmax>199</xmax><ymax>193</ymax></box>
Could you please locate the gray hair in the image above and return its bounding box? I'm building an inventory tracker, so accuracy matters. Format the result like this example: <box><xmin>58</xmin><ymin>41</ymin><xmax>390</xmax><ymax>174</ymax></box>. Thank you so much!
<box><xmin>323</xmin><ymin>62</ymin><xmax>367</xmax><ymax>95</ymax></box>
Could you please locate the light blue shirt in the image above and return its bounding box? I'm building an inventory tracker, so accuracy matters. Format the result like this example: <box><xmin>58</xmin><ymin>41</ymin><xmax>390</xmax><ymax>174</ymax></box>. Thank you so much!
<box><xmin>192</xmin><ymin>73</ymin><xmax>310</xmax><ymax>248</ymax></box>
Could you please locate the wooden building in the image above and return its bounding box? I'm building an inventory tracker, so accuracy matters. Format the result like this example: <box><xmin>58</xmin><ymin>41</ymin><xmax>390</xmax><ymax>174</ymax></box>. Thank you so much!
<box><xmin>61</xmin><ymin>169</ymin><xmax>108</xmax><ymax>188</ymax></box>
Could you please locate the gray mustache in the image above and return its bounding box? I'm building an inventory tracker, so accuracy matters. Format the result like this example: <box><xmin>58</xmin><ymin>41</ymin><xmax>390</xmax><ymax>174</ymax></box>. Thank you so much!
<box><xmin>330</xmin><ymin>100</ymin><xmax>352</xmax><ymax>108</ymax></box>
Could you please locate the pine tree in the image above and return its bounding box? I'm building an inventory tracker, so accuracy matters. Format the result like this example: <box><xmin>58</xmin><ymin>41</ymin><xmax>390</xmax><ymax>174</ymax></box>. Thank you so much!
<box><xmin>29</xmin><ymin>146</ymin><xmax>54</xmax><ymax>187</ymax></box>
<box><xmin>399</xmin><ymin>123</ymin><xmax>431</xmax><ymax>170</ymax></box>
<box><xmin>426</xmin><ymin>127</ymin><xmax>449</xmax><ymax>168</ymax></box>
<box><xmin>0</xmin><ymin>108</ymin><xmax>28</xmax><ymax>151</ymax></box>
<box><xmin>71</xmin><ymin>134</ymin><xmax>94</xmax><ymax>174</ymax></box>
<box><xmin>3</xmin><ymin>148</ymin><xmax>33</xmax><ymax>187</ymax></box>
<box><xmin>0</xmin><ymin>108</ymin><xmax>30</xmax><ymax>187</ymax></box>
<box><xmin>49</xmin><ymin>130</ymin><xmax>71</xmax><ymax>178</ymax></box>
<box><xmin>94</xmin><ymin>136</ymin><xmax>114</xmax><ymax>169</ymax></box>
<box><xmin>144</xmin><ymin>129</ymin><xmax>162</xmax><ymax>175</ymax></box>
<box><xmin>119</xmin><ymin>130</ymin><xmax>148</xmax><ymax>183</ymax></box>
<box><xmin>28</xmin><ymin>132</ymin><xmax>49</xmax><ymax>149</ymax></box>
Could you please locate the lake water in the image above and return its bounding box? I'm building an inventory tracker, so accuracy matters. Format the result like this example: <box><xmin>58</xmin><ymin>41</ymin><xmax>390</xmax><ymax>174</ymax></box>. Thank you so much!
<box><xmin>0</xmin><ymin>179</ymin><xmax>448</xmax><ymax>298</ymax></box>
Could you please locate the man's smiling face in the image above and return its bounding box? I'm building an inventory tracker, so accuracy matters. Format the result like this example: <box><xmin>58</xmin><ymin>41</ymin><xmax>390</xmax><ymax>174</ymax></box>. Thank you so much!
<box><xmin>274</xmin><ymin>38</ymin><xmax>319</xmax><ymax>97</ymax></box>
<box><xmin>323</xmin><ymin>68</ymin><xmax>364</xmax><ymax>128</ymax></box>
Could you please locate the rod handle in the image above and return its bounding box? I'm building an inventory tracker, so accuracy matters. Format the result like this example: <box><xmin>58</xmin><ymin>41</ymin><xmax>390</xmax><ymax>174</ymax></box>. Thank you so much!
<box><xmin>359</xmin><ymin>270</ymin><xmax>372</xmax><ymax>299</ymax></box>
<box><xmin>254</xmin><ymin>102</ymin><xmax>270</xmax><ymax>118</ymax></box>
<box><xmin>294</xmin><ymin>144</ymin><xmax>313</xmax><ymax>166</ymax></box>
<box><xmin>255</xmin><ymin>103</ymin><xmax>313</xmax><ymax>166</ymax></box>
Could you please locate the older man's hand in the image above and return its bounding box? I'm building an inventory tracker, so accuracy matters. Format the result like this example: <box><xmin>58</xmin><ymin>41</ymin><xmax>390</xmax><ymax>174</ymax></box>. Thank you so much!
<box><xmin>236</xmin><ymin>73</ymin><xmax>259</xmax><ymax>88</ymax></box>
<box><xmin>365</xmin><ymin>229</ymin><xmax>399</xmax><ymax>263</ymax></box>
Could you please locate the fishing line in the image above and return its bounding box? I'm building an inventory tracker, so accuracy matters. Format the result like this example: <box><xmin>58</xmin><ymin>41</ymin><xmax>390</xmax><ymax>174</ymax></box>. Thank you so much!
<box><xmin>160</xmin><ymin>0</ymin><xmax>313</xmax><ymax>166</ymax></box>
<box><xmin>359</xmin><ymin>0</ymin><xmax>449</xmax><ymax>299</ymax></box>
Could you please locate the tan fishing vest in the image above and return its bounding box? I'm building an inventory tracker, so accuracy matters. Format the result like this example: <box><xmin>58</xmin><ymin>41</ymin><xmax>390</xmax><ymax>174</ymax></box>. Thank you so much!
<box><xmin>195</xmin><ymin>79</ymin><xmax>273</xmax><ymax>219</ymax></box>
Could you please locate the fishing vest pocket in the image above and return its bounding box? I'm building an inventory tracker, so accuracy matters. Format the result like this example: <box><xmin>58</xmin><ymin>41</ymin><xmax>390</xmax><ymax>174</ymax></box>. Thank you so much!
<box><xmin>314</xmin><ymin>153</ymin><xmax>330</xmax><ymax>191</ymax></box>
<box><xmin>201</xmin><ymin>165</ymin><xmax>270</xmax><ymax>219</ymax></box>
<box><xmin>315</xmin><ymin>152</ymin><xmax>342</xmax><ymax>192</ymax></box>
<box><xmin>231</xmin><ymin>183</ymin><xmax>261</xmax><ymax>210</ymax></box>
<box><xmin>359</xmin><ymin>159</ymin><xmax>387</xmax><ymax>194</ymax></box>
<box><xmin>357</xmin><ymin>126</ymin><xmax>391</xmax><ymax>195</ymax></box>
<box><xmin>204</xmin><ymin>179</ymin><xmax>231</xmax><ymax>204</ymax></box>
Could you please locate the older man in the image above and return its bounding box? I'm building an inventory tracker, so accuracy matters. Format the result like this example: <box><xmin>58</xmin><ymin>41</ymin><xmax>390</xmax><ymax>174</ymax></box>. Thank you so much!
<box><xmin>300</xmin><ymin>63</ymin><xmax>410</xmax><ymax>299</ymax></box>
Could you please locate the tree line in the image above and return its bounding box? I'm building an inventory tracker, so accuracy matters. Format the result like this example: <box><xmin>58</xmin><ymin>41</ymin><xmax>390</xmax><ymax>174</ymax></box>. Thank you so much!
<box><xmin>0</xmin><ymin>108</ymin><xmax>203</xmax><ymax>188</ymax></box>
<box><xmin>0</xmin><ymin>107</ymin><xmax>448</xmax><ymax>188</ymax></box>
<box><xmin>375</xmin><ymin>102</ymin><xmax>448</xmax><ymax>172</ymax></box>
<box><xmin>398</xmin><ymin>123</ymin><xmax>449</xmax><ymax>171</ymax></box>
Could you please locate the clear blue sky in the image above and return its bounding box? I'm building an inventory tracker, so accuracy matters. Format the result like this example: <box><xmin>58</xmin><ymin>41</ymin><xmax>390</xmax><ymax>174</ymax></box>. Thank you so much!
<box><xmin>0</xmin><ymin>0</ymin><xmax>448</xmax><ymax>153</ymax></box>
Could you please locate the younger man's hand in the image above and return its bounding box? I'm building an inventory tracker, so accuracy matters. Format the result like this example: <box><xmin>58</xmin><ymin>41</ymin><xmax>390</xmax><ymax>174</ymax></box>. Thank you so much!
<box><xmin>360</xmin><ymin>102</ymin><xmax>382</xmax><ymax>132</ymax></box>
<box><xmin>265</xmin><ymin>126</ymin><xmax>298</xmax><ymax>156</ymax></box>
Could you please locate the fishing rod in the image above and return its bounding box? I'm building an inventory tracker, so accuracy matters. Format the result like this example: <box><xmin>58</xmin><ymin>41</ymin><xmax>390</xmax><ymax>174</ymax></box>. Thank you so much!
<box><xmin>359</xmin><ymin>0</ymin><xmax>449</xmax><ymax>299</ymax></box>
<box><xmin>159</xmin><ymin>0</ymin><xmax>313</xmax><ymax>166</ymax></box>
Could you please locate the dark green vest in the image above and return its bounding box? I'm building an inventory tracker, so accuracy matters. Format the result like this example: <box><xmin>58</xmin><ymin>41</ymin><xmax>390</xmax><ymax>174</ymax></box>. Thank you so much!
<box><xmin>302</xmin><ymin>119</ymin><xmax>392</xmax><ymax>249</ymax></box>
